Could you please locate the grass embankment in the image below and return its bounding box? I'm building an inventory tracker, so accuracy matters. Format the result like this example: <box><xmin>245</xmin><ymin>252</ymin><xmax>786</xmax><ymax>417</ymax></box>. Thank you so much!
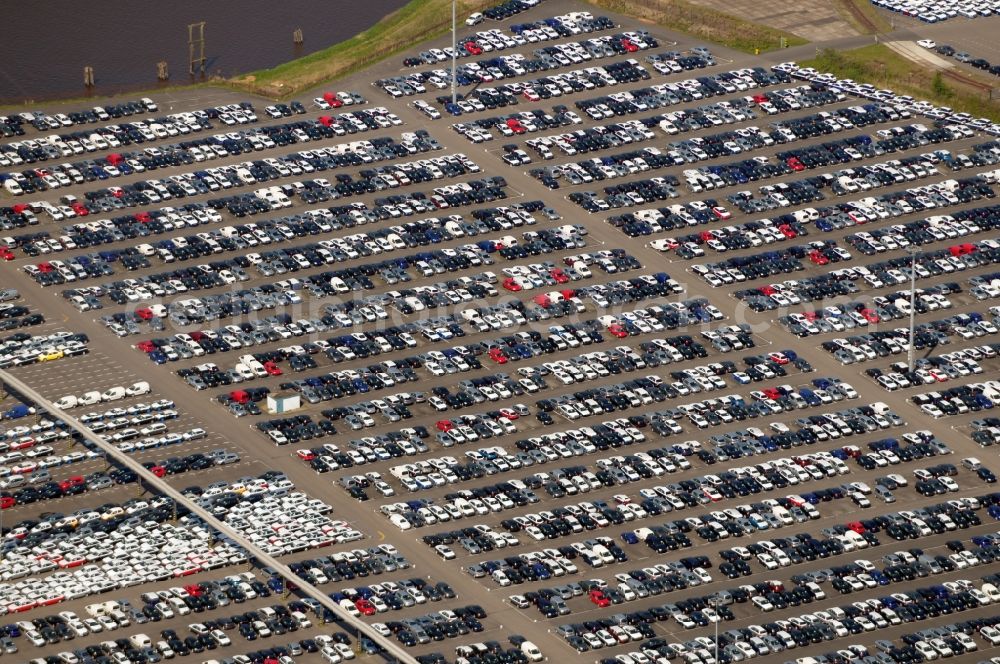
<box><xmin>229</xmin><ymin>0</ymin><xmax>493</xmax><ymax>98</ymax></box>
<box><xmin>584</xmin><ymin>0</ymin><xmax>807</xmax><ymax>53</ymax></box>
<box><xmin>830</xmin><ymin>0</ymin><xmax>891</xmax><ymax>34</ymax></box>
<box><xmin>802</xmin><ymin>45</ymin><xmax>1000</xmax><ymax>123</ymax></box>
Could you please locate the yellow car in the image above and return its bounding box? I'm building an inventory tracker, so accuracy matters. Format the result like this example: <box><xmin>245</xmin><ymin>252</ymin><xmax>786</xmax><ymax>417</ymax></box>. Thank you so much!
<box><xmin>37</xmin><ymin>349</ymin><xmax>64</xmax><ymax>362</ymax></box>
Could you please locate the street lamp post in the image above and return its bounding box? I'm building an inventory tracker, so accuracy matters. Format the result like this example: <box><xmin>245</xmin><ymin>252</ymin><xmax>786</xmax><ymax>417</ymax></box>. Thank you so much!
<box><xmin>907</xmin><ymin>246</ymin><xmax>919</xmax><ymax>372</ymax></box>
<box><xmin>451</xmin><ymin>0</ymin><xmax>458</xmax><ymax>105</ymax></box>
<box><xmin>711</xmin><ymin>596</ymin><xmax>720</xmax><ymax>664</ymax></box>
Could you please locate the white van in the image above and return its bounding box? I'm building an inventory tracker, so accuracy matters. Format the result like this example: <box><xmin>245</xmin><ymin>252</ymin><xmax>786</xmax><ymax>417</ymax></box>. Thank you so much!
<box><xmin>130</xmin><ymin>634</ymin><xmax>152</xmax><ymax>648</ymax></box>
<box><xmin>520</xmin><ymin>641</ymin><xmax>543</xmax><ymax>661</ymax></box>
<box><xmin>78</xmin><ymin>391</ymin><xmax>101</xmax><ymax>406</ymax></box>
<box><xmin>54</xmin><ymin>395</ymin><xmax>78</xmax><ymax>410</ymax></box>
<box><xmin>101</xmin><ymin>387</ymin><xmax>126</xmax><ymax>402</ymax></box>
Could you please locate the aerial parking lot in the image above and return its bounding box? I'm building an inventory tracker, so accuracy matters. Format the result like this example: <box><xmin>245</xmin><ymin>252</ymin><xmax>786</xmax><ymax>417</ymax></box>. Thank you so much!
<box><xmin>3</xmin><ymin>0</ymin><xmax>1000</xmax><ymax>663</ymax></box>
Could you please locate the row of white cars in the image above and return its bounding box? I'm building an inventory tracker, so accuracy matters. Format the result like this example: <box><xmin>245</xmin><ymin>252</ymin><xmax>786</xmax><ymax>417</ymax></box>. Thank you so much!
<box><xmin>870</xmin><ymin>0</ymin><xmax>1000</xmax><ymax>21</ymax></box>
<box><xmin>54</xmin><ymin>382</ymin><xmax>150</xmax><ymax>409</ymax></box>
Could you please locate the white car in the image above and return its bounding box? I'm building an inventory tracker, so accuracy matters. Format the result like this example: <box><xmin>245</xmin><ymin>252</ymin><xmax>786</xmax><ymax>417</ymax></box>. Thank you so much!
<box><xmin>917</xmin><ymin>39</ymin><xmax>936</xmax><ymax>49</ymax></box>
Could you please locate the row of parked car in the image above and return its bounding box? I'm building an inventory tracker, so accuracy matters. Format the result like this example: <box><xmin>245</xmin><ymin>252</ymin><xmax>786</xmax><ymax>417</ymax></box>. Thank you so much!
<box><xmin>0</xmin><ymin>98</ymin><xmax>157</xmax><ymax>137</ymax></box>
<box><xmin>780</xmin><ymin>300</ymin><xmax>968</xmax><ymax>338</ymax></box>
<box><xmin>912</xmin><ymin>380</ymin><xmax>1000</xmax><ymax>418</ymax></box>
<box><xmin>865</xmin><ymin>347</ymin><xmax>991</xmax><ymax>391</ymax></box>
<box><xmin>780</xmin><ymin>62</ymin><xmax>999</xmax><ymax>135</ymax></box>
<box><xmin>845</xmin><ymin>219</ymin><xmax>1000</xmax><ymax>266</ymax></box>
<box><xmin>29</xmin><ymin>200</ymin><xmax>513</xmax><ymax>296</ymax></box>
<box><xmin>281</xmin><ymin>544</ymin><xmax>412</xmax><ymax>591</ymax></box>
<box><xmin>736</xmin><ymin>257</ymin><xmax>980</xmax><ymax>316</ymax></box>
<box><xmin>6</xmin><ymin>136</ymin><xmax>443</xmax><ymax>245</ymax></box>
<box><xmin>874</xmin><ymin>0</ymin><xmax>997</xmax><ymax>22</ymax></box>
<box><xmin>388</xmin><ymin>28</ymin><xmax>657</xmax><ymax>98</ymax></box>
<box><xmin>369</xmin><ymin>604</ymin><xmax>488</xmax><ymax>647</ymax></box>
<box><xmin>6</xmin><ymin>108</ymin><xmax>404</xmax><ymax>214</ymax></box>
<box><xmin>55</xmin><ymin>199</ymin><xmax>537</xmax><ymax>311</ymax></box>
<box><xmin>0</xmin><ymin>330</ymin><xmax>89</xmax><ymax>369</ymax></box>
<box><xmin>826</xmin><ymin>319</ymin><xmax>990</xmax><ymax>367</ymax></box>
<box><xmin>569</xmin><ymin>565</ymin><xmax>996</xmax><ymax>662</ymax></box>
<box><xmin>374</xmin><ymin>375</ymin><xmax>869</xmax><ymax>502</ymax></box>
<box><xmin>60</xmin><ymin>206</ymin><xmax>540</xmax><ymax>316</ymax></box>
<box><xmin>0</xmin><ymin>101</ymin><xmax>402</xmax><ymax>203</ymax></box>
<box><xmin>405</xmin><ymin>7</ymin><xmax>588</xmax><ymax>69</ymax></box>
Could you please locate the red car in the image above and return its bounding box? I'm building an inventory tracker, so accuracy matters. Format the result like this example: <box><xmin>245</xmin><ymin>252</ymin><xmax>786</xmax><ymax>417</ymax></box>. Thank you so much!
<box><xmin>436</xmin><ymin>420</ymin><xmax>454</xmax><ymax>432</ymax></box>
<box><xmin>322</xmin><ymin>93</ymin><xmax>343</xmax><ymax>108</ymax></box>
<box><xmin>550</xmin><ymin>268</ymin><xmax>569</xmax><ymax>284</ymax></box>
<box><xmin>355</xmin><ymin>598</ymin><xmax>377</xmax><ymax>616</ymax></box>
<box><xmin>136</xmin><ymin>340</ymin><xmax>157</xmax><ymax>352</ymax></box>
<box><xmin>711</xmin><ymin>206</ymin><xmax>731</xmax><ymax>220</ymax></box>
<box><xmin>488</xmin><ymin>348</ymin><xmax>509</xmax><ymax>364</ymax></box>
<box><xmin>506</xmin><ymin>118</ymin><xmax>526</xmax><ymax>134</ymax></box>
<box><xmin>860</xmin><ymin>308</ymin><xmax>879</xmax><ymax>323</ymax></box>
<box><xmin>502</xmin><ymin>278</ymin><xmax>522</xmax><ymax>292</ymax></box>
<box><xmin>589</xmin><ymin>589</ymin><xmax>611</xmax><ymax>607</ymax></box>
<box><xmin>0</xmin><ymin>247</ymin><xmax>14</xmax><ymax>261</ymax></box>
<box><xmin>296</xmin><ymin>449</ymin><xmax>316</xmax><ymax>461</ymax></box>
<box><xmin>768</xmin><ymin>352</ymin><xmax>790</xmax><ymax>365</ymax></box>
<box><xmin>608</xmin><ymin>324</ymin><xmax>629</xmax><ymax>339</ymax></box>
<box><xmin>464</xmin><ymin>41</ymin><xmax>483</xmax><ymax>55</ymax></box>
<box><xmin>787</xmin><ymin>157</ymin><xmax>805</xmax><ymax>171</ymax></box>
<box><xmin>263</xmin><ymin>361</ymin><xmax>283</xmax><ymax>376</ymax></box>
<box><xmin>778</xmin><ymin>224</ymin><xmax>797</xmax><ymax>238</ymax></box>
<box><xmin>621</xmin><ymin>38</ymin><xmax>639</xmax><ymax>52</ymax></box>
<box><xmin>808</xmin><ymin>251</ymin><xmax>828</xmax><ymax>265</ymax></box>
<box><xmin>0</xmin><ymin>496</ymin><xmax>15</xmax><ymax>510</ymax></box>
